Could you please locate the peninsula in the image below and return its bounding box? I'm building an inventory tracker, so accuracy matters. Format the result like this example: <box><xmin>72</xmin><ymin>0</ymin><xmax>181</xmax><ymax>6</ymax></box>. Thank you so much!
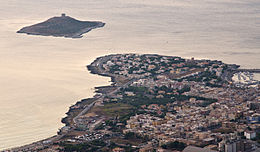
<box><xmin>5</xmin><ymin>54</ymin><xmax>260</xmax><ymax>152</ymax></box>
<box><xmin>17</xmin><ymin>14</ymin><xmax>105</xmax><ymax>38</ymax></box>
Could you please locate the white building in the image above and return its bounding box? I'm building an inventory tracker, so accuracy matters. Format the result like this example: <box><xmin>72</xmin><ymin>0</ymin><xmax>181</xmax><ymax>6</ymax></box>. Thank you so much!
<box><xmin>244</xmin><ymin>130</ymin><xmax>256</xmax><ymax>140</ymax></box>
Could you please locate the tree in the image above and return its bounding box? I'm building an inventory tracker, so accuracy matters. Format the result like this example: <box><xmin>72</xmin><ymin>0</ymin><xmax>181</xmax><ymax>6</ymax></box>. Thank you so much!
<box><xmin>161</xmin><ymin>141</ymin><xmax>186</xmax><ymax>151</ymax></box>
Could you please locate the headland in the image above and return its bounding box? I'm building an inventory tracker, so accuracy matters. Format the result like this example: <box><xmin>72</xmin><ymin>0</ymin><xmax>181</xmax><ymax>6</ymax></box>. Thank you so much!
<box><xmin>4</xmin><ymin>54</ymin><xmax>260</xmax><ymax>152</ymax></box>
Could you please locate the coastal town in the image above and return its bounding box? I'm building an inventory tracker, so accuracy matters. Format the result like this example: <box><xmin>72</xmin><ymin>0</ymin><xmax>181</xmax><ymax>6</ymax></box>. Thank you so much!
<box><xmin>5</xmin><ymin>54</ymin><xmax>260</xmax><ymax>152</ymax></box>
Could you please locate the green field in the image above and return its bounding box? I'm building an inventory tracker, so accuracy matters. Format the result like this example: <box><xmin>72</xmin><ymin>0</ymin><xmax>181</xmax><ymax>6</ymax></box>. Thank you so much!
<box><xmin>92</xmin><ymin>103</ymin><xmax>133</xmax><ymax>117</ymax></box>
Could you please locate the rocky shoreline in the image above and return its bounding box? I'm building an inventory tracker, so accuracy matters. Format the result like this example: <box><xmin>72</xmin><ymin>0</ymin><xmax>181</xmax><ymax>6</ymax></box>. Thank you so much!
<box><xmin>67</xmin><ymin>21</ymin><xmax>105</xmax><ymax>38</ymax></box>
<box><xmin>3</xmin><ymin>55</ymin><xmax>115</xmax><ymax>152</ymax></box>
<box><xmin>17</xmin><ymin>14</ymin><xmax>105</xmax><ymax>39</ymax></box>
<box><xmin>61</xmin><ymin>55</ymin><xmax>118</xmax><ymax>128</ymax></box>
<box><xmin>4</xmin><ymin>54</ymin><xmax>259</xmax><ymax>152</ymax></box>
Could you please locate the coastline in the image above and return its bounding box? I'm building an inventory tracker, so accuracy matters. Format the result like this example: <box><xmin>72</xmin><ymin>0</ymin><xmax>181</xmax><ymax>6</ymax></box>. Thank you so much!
<box><xmin>3</xmin><ymin>54</ymin><xmax>259</xmax><ymax>152</ymax></box>
<box><xmin>3</xmin><ymin>55</ymin><xmax>116</xmax><ymax>152</ymax></box>
<box><xmin>70</xmin><ymin>22</ymin><xmax>105</xmax><ymax>38</ymax></box>
<box><xmin>17</xmin><ymin>21</ymin><xmax>105</xmax><ymax>39</ymax></box>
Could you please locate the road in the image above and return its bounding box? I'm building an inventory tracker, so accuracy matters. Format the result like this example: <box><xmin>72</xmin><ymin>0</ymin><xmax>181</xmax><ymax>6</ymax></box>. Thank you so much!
<box><xmin>73</xmin><ymin>56</ymin><xmax>135</xmax><ymax>126</ymax></box>
<box><xmin>73</xmin><ymin>77</ymin><xmax>135</xmax><ymax>125</ymax></box>
<box><xmin>235</xmin><ymin>69</ymin><xmax>260</xmax><ymax>73</ymax></box>
<box><xmin>4</xmin><ymin>56</ymin><xmax>135</xmax><ymax>152</ymax></box>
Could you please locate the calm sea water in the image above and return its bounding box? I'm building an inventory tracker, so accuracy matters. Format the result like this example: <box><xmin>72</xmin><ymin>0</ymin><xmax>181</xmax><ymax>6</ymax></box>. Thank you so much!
<box><xmin>0</xmin><ymin>0</ymin><xmax>259</xmax><ymax>150</ymax></box>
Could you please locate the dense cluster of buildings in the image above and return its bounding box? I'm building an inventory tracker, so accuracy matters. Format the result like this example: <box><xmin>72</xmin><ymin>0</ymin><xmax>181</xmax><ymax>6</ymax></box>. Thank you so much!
<box><xmin>102</xmin><ymin>54</ymin><xmax>225</xmax><ymax>80</ymax></box>
<box><xmin>102</xmin><ymin>54</ymin><xmax>260</xmax><ymax>151</ymax></box>
<box><xmin>10</xmin><ymin>54</ymin><xmax>259</xmax><ymax>152</ymax></box>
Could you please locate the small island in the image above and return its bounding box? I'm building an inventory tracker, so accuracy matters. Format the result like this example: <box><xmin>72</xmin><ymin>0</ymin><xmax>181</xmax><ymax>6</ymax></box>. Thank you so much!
<box><xmin>17</xmin><ymin>14</ymin><xmax>105</xmax><ymax>38</ymax></box>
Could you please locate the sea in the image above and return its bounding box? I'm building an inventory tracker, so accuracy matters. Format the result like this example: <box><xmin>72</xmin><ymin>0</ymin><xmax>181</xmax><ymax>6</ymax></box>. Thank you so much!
<box><xmin>0</xmin><ymin>0</ymin><xmax>259</xmax><ymax>150</ymax></box>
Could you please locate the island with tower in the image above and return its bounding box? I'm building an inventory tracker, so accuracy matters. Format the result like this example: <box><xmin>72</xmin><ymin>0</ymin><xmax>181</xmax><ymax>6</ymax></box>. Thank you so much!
<box><xmin>17</xmin><ymin>14</ymin><xmax>105</xmax><ymax>38</ymax></box>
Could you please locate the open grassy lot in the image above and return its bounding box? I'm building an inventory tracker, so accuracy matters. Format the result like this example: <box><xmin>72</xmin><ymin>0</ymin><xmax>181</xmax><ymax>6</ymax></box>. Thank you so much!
<box><xmin>91</xmin><ymin>103</ymin><xmax>134</xmax><ymax>118</ymax></box>
<box><xmin>111</xmin><ymin>138</ymin><xmax>143</xmax><ymax>146</ymax></box>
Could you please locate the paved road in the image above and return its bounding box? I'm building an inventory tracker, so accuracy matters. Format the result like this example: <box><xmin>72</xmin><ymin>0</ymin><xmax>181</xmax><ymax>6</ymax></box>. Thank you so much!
<box><xmin>235</xmin><ymin>69</ymin><xmax>260</xmax><ymax>73</ymax></box>
<box><xmin>73</xmin><ymin>77</ymin><xmax>135</xmax><ymax>125</ymax></box>
<box><xmin>89</xmin><ymin>118</ymin><xmax>104</xmax><ymax>131</ymax></box>
<box><xmin>73</xmin><ymin>56</ymin><xmax>135</xmax><ymax>126</ymax></box>
<box><xmin>5</xmin><ymin>56</ymin><xmax>135</xmax><ymax>152</ymax></box>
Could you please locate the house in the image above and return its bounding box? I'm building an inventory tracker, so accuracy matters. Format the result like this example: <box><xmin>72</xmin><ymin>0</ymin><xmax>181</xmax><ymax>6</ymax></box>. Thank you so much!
<box><xmin>157</xmin><ymin>148</ymin><xmax>178</xmax><ymax>152</ymax></box>
<box><xmin>139</xmin><ymin>146</ymin><xmax>154</xmax><ymax>152</ymax></box>
<box><xmin>244</xmin><ymin>130</ymin><xmax>256</xmax><ymax>140</ymax></box>
<box><xmin>247</xmin><ymin>113</ymin><xmax>260</xmax><ymax>123</ymax></box>
<box><xmin>112</xmin><ymin>147</ymin><xmax>125</xmax><ymax>152</ymax></box>
<box><xmin>183</xmin><ymin>146</ymin><xmax>217</xmax><ymax>152</ymax></box>
<box><xmin>148</xmin><ymin>65</ymin><xmax>156</xmax><ymax>70</ymax></box>
<box><xmin>125</xmin><ymin>91</ymin><xmax>135</xmax><ymax>96</ymax></box>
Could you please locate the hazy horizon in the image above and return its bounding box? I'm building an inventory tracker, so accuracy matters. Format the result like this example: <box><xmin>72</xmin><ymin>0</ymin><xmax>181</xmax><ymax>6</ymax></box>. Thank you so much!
<box><xmin>0</xmin><ymin>0</ymin><xmax>259</xmax><ymax>150</ymax></box>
